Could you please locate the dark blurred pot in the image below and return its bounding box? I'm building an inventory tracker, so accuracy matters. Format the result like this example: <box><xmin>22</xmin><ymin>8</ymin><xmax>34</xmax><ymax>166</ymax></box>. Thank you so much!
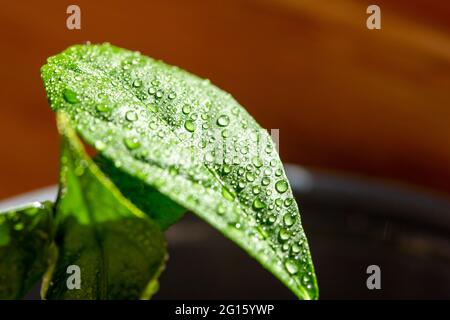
<box><xmin>3</xmin><ymin>165</ymin><xmax>449</xmax><ymax>299</ymax></box>
<box><xmin>157</xmin><ymin>165</ymin><xmax>450</xmax><ymax>299</ymax></box>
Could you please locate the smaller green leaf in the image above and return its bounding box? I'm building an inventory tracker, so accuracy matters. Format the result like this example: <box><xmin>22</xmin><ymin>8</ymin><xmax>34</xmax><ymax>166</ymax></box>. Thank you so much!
<box><xmin>0</xmin><ymin>202</ymin><xmax>53</xmax><ymax>299</ymax></box>
<box><xmin>42</xmin><ymin>113</ymin><xmax>166</xmax><ymax>299</ymax></box>
<box><xmin>95</xmin><ymin>155</ymin><xmax>186</xmax><ymax>230</ymax></box>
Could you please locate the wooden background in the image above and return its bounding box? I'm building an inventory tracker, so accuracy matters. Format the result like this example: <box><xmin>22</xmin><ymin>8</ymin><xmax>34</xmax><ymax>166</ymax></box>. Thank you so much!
<box><xmin>0</xmin><ymin>0</ymin><xmax>449</xmax><ymax>199</ymax></box>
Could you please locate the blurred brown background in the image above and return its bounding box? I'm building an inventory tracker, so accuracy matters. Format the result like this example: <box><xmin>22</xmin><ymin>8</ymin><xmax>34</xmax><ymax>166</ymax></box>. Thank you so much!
<box><xmin>1</xmin><ymin>0</ymin><xmax>449</xmax><ymax>200</ymax></box>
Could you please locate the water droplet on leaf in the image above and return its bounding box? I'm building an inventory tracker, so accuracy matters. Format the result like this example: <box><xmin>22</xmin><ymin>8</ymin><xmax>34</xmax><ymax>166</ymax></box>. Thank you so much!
<box><xmin>168</xmin><ymin>92</ymin><xmax>177</xmax><ymax>99</ymax></box>
<box><xmin>252</xmin><ymin>198</ymin><xmax>266</xmax><ymax>211</ymax></box>
<box><xmin>63</xmin><ymin>88</ymin><xmax>79</xmax><ymax>104</ymax></box>
<box><xmin>124</xmin><ymin>137</ymin><xmax>141</xmax><ymax>150</ymax></box>
<box><xmin>284</xmin><ymin>198</ymin><xmax>294</xmax><ymax>207</ymax></box>
<box><xmin>184</xmin><ymin>120</ymin><xmax>195</xmax><ymax>132</ymax></box>
<box><xmin>262</xmin><ymin>177</ymin><xmax>271</xmax><ymax>186</ymax></box>
<box><xmin>14</xmin><ymin>223</ymin><xmax>24</xmax><ymax>231</ymax></box>
<box><xmin>275</xmin><ymin>180</ymin><xmax>288</xmax><ymax>193</ymax></box>
<box><xmin>222</xmin><ymin>164</ymin><xmax>232</xmax><ymax>175</ymax></box>
<box><xmin>245</xmin><ymin>172</ymin><xmax>255</xmax><ymax>182</ymax></box>
<box><xmin>252</xmin><ymin>157</ymin><xmax>263</xmax><ymax>168</ymax></box>
<box><xmin>217</xmin><ymin>115</ymin><xmax>230</xmax><ymax>127</ymax></box>
<box><xmin>182</xmin><ymin>104</ymin><xmax>191</xmax><ymax>114</ymax></box>
<box><xmin>285</xmin><ymin>260</ymin><xmax>299</xmax><ymax>275</ymax></box>
<box><xmin>222</xmin><ymin>187</ymin><xmax>236</xmax><ymax>201</ymax></box>
<box><xmin>283</xmin><ymin>214</ymin><xmax>295</xmax><ymax>227</ymax></box>
<box><xmin>94</xmin><ymin>140</ymin><xmax>106</xmax><ymax>151</ymax></box>
<box><xmin>96</xmin><ymin>104</ymin><xmax>109</xmax><ymax>112</ymax></box>
<box><xmin>279</xmin><ymin>228</ymin><xmax>290</xmax><ymax>241</ymax></box>
<box><xmin>125</xmin><ymin>110</ymin><xmax>138</xmax><ymax>122</ymax></box>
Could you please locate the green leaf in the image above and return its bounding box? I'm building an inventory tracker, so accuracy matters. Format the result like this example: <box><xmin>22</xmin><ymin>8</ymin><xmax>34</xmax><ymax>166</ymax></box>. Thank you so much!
<box><xmin>95</xmin><ymin>155</ymin><xmax>186</xmax><ymax>230</ymax></box>
<box><xmin>41</xmin><ymin>43</ymin><xmax>318</xmax><ymax>299</ymax></box>
<box><xmin>0</xmin><ymin>202</ymin><xmax>53</xmax><ymax>299</ymax></box>
<box><xmin>42</xmin><ymin>113</ymin><xmax>166</xmax><ymax>299</ymax></box>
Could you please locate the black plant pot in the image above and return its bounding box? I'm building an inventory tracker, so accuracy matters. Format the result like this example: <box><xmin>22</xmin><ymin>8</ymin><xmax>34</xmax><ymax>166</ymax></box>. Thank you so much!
<box><xmin>3</xmin><ymin>165</ymin><xmax>448</xmax><ymax>299</ymax></box>
<box><xmin>156</xmin><ymin>165</ymin><xmax>450</xmax><ymax>299</ymax></box>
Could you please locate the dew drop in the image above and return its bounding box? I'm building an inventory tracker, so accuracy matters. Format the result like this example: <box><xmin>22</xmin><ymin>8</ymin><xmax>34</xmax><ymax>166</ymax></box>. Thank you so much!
<box><xmin>241</xmin><ymin>146</ymin><xmax>250</xmax><ymax>155</ymax></box>
<box><xmin>284</xmin><ymin>198</ymin><xmax>294</xmax><ymax>207</ymax></box>
<box><xmin>291</xmin><ymin>243</ymin><xmax>301</xmax><ymax>254</ymax></box>
<box><xmin>237</xmin><ymin>181</ymin><xmax>246</xmax><ymax>190</ymax></box>
<box><xmin>182</xmin><ymin>104</ymin><xmax>191</xmax><ymax>114</ymax></box>
<box><xmin>184</xmin><ymin>120</ymin><xmax>195</xmax><ymax>132</ymax></box>
<box><xmin>222</xmin><ymin>187</ymin><xmax>236</xmax><ymax>201</ymax></box>
<box><xmin>252</xmin><ymin>198</ymin><xmax>266</xmax><ymax>211</ymax></box>
<box><xmin>169</xmin><ymin>166</ymin><xmax>178</xmax><ymax>176</ymax></box>
<box><xmin>217</xmin><ymin>115</ymin><xmax>230</xmax><ymax>127</ymax></box>
<box><xmin>256</xmin><ymin>226</ymin><xmax>269</xmax><ymax>239</ymax></box>
<box><xmin>125</xmin><ymin>110</ymin><xmax>138</xmax><ymax>122</ymax></box>
<box><xmin>222</xmin><ymin>164</ymin><xmax>232</xmax><ymax>175</ymax></box>
<box><xmin>252</xmin><ymin>186</ymin><xmax>260</xmax><ymax>195</ymax></box>
<box><xmin>94</xmin><ymin>140</ymin><xmax>106</xmax><ymax>151</ymax></box>
<box><xmin>279</xmin><ymin>228</ymin><xmax>290</xmax><ymax>241</ymax></box>
<box><xmin>14</xmin><ymin>223</ymin><xmax>24</xmax><ymax>231</ymax></box>
<box><xmin>283</xmin><ymin>214</ymin><xmax>295</xmax><ymax>227</ymax></box>
<box><xmin>221</xmin><ymin>130</ymin><xmax>229</xmax><ymax>138</ymax></box>
<box><xmin>245</xmin><ymin>172</ymin><xmax>255</xmax><ymax>182</ymax></box>
<box><xmin>149</xmin><ymin>122</ymin><xmax>157</xmax><ymax>130</ymax></box>
<box><xmin>96</xmin><ymin>104</ymin><xmax>109</xmax><ymax>112</ymax></box>
<box><xmin>217</xmin><ymin>204</ymin><xmax>226</xmax><ymax>215</ymax></box>
<box><xmin>268</xmin><ymin>215</ymin><xmax>277</xmax><ymax>224</ymax></box>
<box><xmin>285</xmin><ymin>260</ymin><xmax>299</xmax><ymax>275</ymax></box>
<box><xmin>275</xmin><ymin>198</ymin><xmax>283</xmax><ymax>207</ymax></box>
<box><xmin>261</xmin><ymin>177</ymin><xmax>271</xmax><ymax>186</ymax></box>
<box><xmin>63</xmin><ymin>88</ymin><xmax>79</xmax><ymax>104</ymax></box>
<box><xmin>97</xmin><ymin>92</ymin><xmax>106</xmax><ymax>100</ymax></box>
<box><xmin>204</xmin><ymin>152</ymin><xmax>214</xmax><ymax>162</ymax></box>
<box><xmin>275</xmin><ymin>180</ymin><xmax>288</xmax><ymax>193</ymax></box>
<box><xmin>124</xmin><ymin>137</ymin><xmax>141</xmax><ymax>150</ymax></box>
<box><xmin>252</xmin><ymin>157</ymin><xmax>263</xmax><ymax>168</ymax></box>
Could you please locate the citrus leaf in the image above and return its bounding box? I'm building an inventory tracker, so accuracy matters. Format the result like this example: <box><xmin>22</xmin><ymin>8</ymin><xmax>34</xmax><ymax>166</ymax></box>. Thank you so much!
<box><xmin>0</xmin><ymin>202</ymin><xmax>53</xmax><ymax>299</ymax></box>
<box><xmin>41</xmin><ymin>43</ymin><xmax>318</xmax><ymax>299</ymax></box>
<box><xmin>95</xmin><ymin>154</ymin><xmax>186</xmax><ymax>230</ymax></box>
<box><xmin>42</xmin><ymin>113</ymin><xmax>166</xmax><ymax>299</ymax></box>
